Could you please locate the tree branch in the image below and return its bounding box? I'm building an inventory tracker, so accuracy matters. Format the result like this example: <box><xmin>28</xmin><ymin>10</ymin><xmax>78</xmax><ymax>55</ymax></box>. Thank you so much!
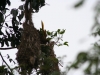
<box><xmin>0</xmin><ymin>47</ymin><xmax>17</xmax><ymax>50</ymax></box>
<box><xmin>0</xmin><ymin>52</ymin><xmax>13</xmax><ymax>73</ymax></box>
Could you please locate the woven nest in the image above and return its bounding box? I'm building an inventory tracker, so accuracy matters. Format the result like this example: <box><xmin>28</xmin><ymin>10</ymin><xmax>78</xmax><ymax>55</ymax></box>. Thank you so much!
<box><xmin>16</xmin><ymin>22</ymin><xmax>41</xmax><ymax>74</ymax></box>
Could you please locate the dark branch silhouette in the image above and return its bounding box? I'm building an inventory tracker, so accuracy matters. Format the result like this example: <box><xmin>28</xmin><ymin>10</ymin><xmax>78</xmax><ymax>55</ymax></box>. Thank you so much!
<box><xmin>0</xmin><ymin>52</ymin><xmax>12</xmax><ymax>73</ymax></box>
<box><xmin>0</xmin><ymin>47</ymin><xmax>17</xmax><ymax>50</ymax></box>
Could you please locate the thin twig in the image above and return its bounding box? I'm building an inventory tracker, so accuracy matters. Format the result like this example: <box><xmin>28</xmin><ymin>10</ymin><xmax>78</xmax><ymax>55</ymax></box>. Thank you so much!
<box><xmin>0</xmin><ymin>47</ymin><xmax>17</xmax><ymax>50</ymax></box>
<box><xmin>0</xmin><ymin>52</ymin><xmax>13</xmax><ymax>73</ymax></box>
<box><xmin>5</xmin><ymin>14</ymin><xmax>11</xmax><ymax>19</ymax></box>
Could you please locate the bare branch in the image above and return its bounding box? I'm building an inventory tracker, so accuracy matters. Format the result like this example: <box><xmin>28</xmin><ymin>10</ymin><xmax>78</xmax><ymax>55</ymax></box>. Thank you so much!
<box><xmin>0</xmin><ymin>47</ymin><xmax>17</xmax><ymax>50</ymax></box>
<box><xmin>0</xmin><ymin>52</ymin><xmax>13</xmax><ymax>73</ymax></box>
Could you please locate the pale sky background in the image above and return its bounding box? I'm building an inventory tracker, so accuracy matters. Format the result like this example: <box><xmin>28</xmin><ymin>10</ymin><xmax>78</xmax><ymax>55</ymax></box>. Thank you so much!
<box><xmin>0</xmin><ymin>0</ymin><xmax>98</xmax><ymax>75</ymax></box>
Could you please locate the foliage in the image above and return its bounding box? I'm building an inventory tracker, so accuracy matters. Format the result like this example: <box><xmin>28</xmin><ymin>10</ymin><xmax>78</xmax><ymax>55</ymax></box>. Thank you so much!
<box><xmin>0</xmin><ymin>0</ymin><xmax>11</xmax><ymax>10</ymax></box>
<box><xmin>0</xmin><ymin>0</ymin><xmax>45</xmax><ymax>49</ymax></box>
<box><xmin>0</xmin><ymin>52</ymin><xmax>14</xmax><ymax>75</ymax></box>
<box><xmin>74</xmin><ymin>0</ymin><xmax>85</xmax><ymax>8</ymax></box>
<box><xmin>69</xmin><ymin>0</ymin><xmax>100</xmax><ymax>75</ymax></box>
<box><xmin>46</xmin><ymin>29</ymin><xmax>68</xmax><ymax>46</ymax></box>
<box><xmin>0</xmin><ymin>0</ymin><xmax>68</xmax><ymax>75</ymax></box>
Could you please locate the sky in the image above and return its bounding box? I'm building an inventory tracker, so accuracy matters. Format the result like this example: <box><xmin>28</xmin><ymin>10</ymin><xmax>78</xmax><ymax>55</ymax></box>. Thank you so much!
<box><xmin>0</xmin><ymin>0</ymin><xmax>98</xmax><ymax>75</ymax></box>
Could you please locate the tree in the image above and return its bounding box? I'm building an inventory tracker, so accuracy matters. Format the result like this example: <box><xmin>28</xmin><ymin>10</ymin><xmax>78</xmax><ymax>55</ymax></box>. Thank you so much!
<box><xmin>69</xmin><ymin>0</ymin><xmax>100</xmax><ymax>75</ymax></box>
<box><xmin>0</xmin><ymin>0</ymin><xmax>68</xmax><ymax>75</ymax></box>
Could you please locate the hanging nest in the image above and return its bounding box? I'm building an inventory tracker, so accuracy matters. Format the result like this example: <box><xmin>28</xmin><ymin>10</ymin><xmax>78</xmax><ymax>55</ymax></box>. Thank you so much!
<box><xmin>16</xmin><ymin>22</ymin><xmax>41</xmax><ymax>74</ymax></box>
<box><xmin>16</xmin><ymin>0</ymin><xmax>60</xmax><ymax>75</ymax></box>
<box><xmin>16</xmin><ymin>0</ymin><xmax>41</xmax><ymax>75</ymax></box>
<box><xmin>16</xmin><ymin>23</ymin><xmax>41</xmax><ymax>74</ymax></box>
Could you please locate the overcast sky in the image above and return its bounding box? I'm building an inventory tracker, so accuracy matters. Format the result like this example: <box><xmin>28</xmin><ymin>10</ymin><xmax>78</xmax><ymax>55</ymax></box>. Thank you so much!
<box><xmin>0</xmin><ymin>0</ymin><xmax>98</xmax><ymax>75</ymax></box>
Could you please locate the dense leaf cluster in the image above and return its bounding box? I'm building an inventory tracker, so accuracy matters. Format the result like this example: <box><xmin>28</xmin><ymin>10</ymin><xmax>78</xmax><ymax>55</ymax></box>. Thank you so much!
<box><xmin>0</xmin><ymin>0</ymin><xmax>46</xmax><ymax>48</ymax></box>
<box><xmin>21</xmin><ymin>0</ymin><xmax>45</xmax><ymax>12</ymax></box>
<box><xmin>0</xmin><ymin>8</ymin><xmax>24</xmax><ymax>48</ymax></box>
<box><xmin>0</xmin><ymin>0</ymin><xmax>11</xmax><ymax>10</ymax></box>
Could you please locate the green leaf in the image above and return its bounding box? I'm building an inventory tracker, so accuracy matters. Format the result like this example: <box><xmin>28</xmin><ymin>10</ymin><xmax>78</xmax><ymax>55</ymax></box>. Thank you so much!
<box><xmin>7</xmin><ymin>54</ymin><xmax>10</xmax><ymax>59</ymax></box>
<box><xmin>11</xmin><ymin>41</ymin><xmax>15</xmax><ymax>47</ymax></box>
<box><xmin>63</xmin><ymin>42</ymin><xmax>68</xmax><ymax>46</ymax></box>
<box><xmin>11</xmin><ymin>9</ymin><xmax>18</xmax><ymax>17</ymax></box>
<box><xmin>7</xmin><ymin>0</ymin><xmax>11</xmax><ymax>6</ymax></box>
<box><xmin>57</xmin><ymin>44</ymin><xmax>63</xmax><ymax>46</ymax></box>
<box><xmin>1</xmin><ymin>40</ymin><xmax>4</xmax><ymax>47</ymax></box>
<box><xmin>84</xmin><ymin>62</ymin><xmax>92</xmax><ymax>74</ymax></box>
<box><xmin>5</xmin><ymin>23</ymin><xmax>8</xmax><ymax>27</ymax></box>
<box><xmin>5</xmin><ymin>39</ymin><xmax>9</xmax><ymax>47</ymax></box>
<box><xmin>0</xmin><ymin>65</ymin><xmax>6</xmax><ymax>70</ymax></box>
<box><xmin>47</xmin><ymin>37</ymin><xmax>52</xmax><ymax>41</ymax></box>
<box><xmin>0</xmin><ymin>12</ymin><xmax>4</xmax><ymax>23</ymax></box>
<box><xmin>47</xmin><ymin>31</ymin><xmax>51</xmax><ymax>35</ymax></box>
<box><xmin>0</xmin><ymin>29</ymin><xmax>3</xmax><ymax>35</ymax></box>
<box><xmin>74</xmin><ymin>0</ymin><xmax>85</xmax><ymax>8</ymax></box>
<box><xmin>70</xmin><ymin>62</ymin><xmax>79</xmax><ymax>69</ymax></box>
<box><xmin>9</xmin><ymin>59</ymin><xmax>12</xmax><ymax>63</ymax></box>
<box><xmin>53</xmin><ymin>32</ymin><xmax>57</xmax><ymax>36</ymax></box>
<box><xmin>77</xmin><ymin>52</ymin><xmax>87</xmax><ymax>63</ymax></box>
<box><xmin>59</xmin><ymin>29</ymin><xmax>65</xmax><ymax>34</ymax></box>
<box><xmin>57</xmin><ymin>29</ymin><xmax>60</xmax><ymax>33</ymax></box>
<box><xmin>18</xmin><ymin>5</ymin><xmax>24</xmax><ymax>10</ymax></box>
